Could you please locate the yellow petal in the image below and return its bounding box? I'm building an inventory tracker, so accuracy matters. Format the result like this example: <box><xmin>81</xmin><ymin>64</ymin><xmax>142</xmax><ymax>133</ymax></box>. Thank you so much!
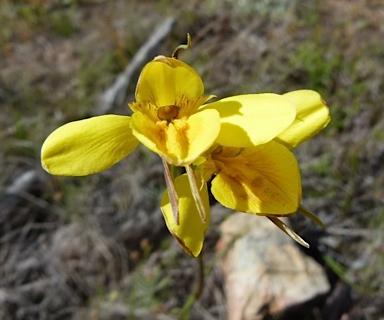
<box><xmin>41</xmin><ymin>115</ymin><xmax>139</xmax><ymax>176</ymax></box>
<box><xmin>276</xmin><ymin>90</ymin><xmax>330</xmax><ymax>149</ymax></box>
<box><xmin>135</xmin><ymin>56</ymin><xmax>204</xmax><ymax>107</ymax></box>
<box><xmin>210</xmin><ymin>141</ymin><xmax>301</xmax><ymax>215</ymax></box>
<box><xmin>131</xmin><ymin>109</ymin><xmax>220</xmax><ymax>166</ymax></box>
<box><xmin>202</xmin><ymin>94</ymin><xmax>296</xmax><ymax>147</ymax></box>
<box><xmin>160</xmin><ymin>174</ymin><xmax>210</xmax><ymax>257</ymax></box>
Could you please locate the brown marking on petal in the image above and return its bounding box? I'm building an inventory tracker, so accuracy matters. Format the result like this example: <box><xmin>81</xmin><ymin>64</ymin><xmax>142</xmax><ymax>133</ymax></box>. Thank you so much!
<box><xmin>321</xmin><ymin>97</ymin><xmax>327</xmax><ymax>105</ymax></box>
<box><xmin>172</xmin><ymin>231</ymin><xmax>194</xmax><ymax>257</ymax></box>
<box><xmin>250</xmin><ymin>176</ymin><xmax>264</xmax><ymax>190</ymax></box>
<box><xmin>212</xmin><ymin>146</ymin><xmax>223</xmax><ymax>155</ymax></box>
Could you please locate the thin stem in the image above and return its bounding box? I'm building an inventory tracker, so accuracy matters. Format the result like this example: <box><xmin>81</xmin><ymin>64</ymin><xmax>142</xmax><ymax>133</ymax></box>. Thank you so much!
<box><xmin>178</xmin><ymin>253</ymin><xmax>205</xmax><ymax>319</ymax></box>
<box><xmin>172</xmin><ymin>33</ymin><xmax>192</xmax><ymax>59</ymax></box>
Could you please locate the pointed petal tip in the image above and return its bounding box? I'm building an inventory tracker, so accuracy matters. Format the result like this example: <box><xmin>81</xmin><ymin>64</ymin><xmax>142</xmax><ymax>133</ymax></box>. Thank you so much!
<box><xmin>267</xmin><ymin>216</ymin><xmax>310</xmax><ymax>248</ymax></box>
<box><xmin>298</xmin><ymin>204</ymin><xmax>325</xmax><ymax>228</ymax></box>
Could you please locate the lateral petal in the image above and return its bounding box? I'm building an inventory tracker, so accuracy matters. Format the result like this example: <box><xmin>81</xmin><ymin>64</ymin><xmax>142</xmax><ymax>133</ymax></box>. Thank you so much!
<box><xmin>135</xmin><ymin>56</ymin><xmax>204</xmax><ymax>107</ymax></box>
<box><xmin>41</xmin><ymin>115</ymin><xmax>138</xmax><ymax>176</ymax></box>
<box><xmin>202</xmin><ymin>94</ymin><xmax>296</xmax><ymax>147</ymax></box>
<box><xmin>131</xmin><ymin>109</ymin><xmax>220</xmax><ymax>166</ymax></box>
<box><xmin>211</xmin><ymin>141</ymin><xmax>301</xmax><ymax>215</ymax></box>
<box><xmin>276</xmin><ymin>90</ymin><xmax>330</xmax><ymax>149</ymax></box>
<box><xmin>160</xmin><ymin>174</ymin><xmax>210</xmax><ymax>257</ymax></box>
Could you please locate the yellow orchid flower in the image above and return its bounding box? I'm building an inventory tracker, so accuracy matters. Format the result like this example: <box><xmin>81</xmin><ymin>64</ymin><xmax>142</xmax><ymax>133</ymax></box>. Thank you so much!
<box><xmin>129</xmin><ymin>55</ymin><xmax>220</xmax><ymax>167</ymax></box>
<box><xmin>41</xmin><ymin>56</ymin><xmax>297</xmax><ymax>222</ymax></box>
<box><xmin>41</xmin><ymin>56</ymin><xmax>218</xmax><ymax>176</ymax></box>
<box><xmin>161</xmin><ymin>90</ymin><xmax>330</xmax><ymax>256</ymax></box>
<box><xmin>41</xmin><ymin>32</ymin><xmax>330</xmax><ymax>257</ymax></box>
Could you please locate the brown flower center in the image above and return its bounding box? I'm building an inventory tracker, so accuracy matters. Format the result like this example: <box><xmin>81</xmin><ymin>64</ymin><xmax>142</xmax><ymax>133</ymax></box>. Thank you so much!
<box><xmin>157</xmin><ymin>105</ymin><xmax>179</xmax><ymax>122</ymax></box>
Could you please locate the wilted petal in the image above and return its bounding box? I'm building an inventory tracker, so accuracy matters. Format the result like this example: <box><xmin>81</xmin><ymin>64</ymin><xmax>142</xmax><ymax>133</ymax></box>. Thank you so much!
<box><xmin>160</xmin><ymin>174</ymin><xmax>210</xmax><ymax>257</ymax></box>
<box><xmin>276</xmin><ymin>90</ymin><xmax>330</xmax><ymax>149</ymax></box>
<box><xmin>41</xmin><ymin>115</ymin><xmax>138</xmax><ymax>176</ymax></box>
<box><xmin>135</xmin><ymin>56</ymin><xmax>204</xmax><ymax>107</ymax></box>
<box><xmin>210</xmin><ymin>141</ymin><xmax>301</xmax><ymax>215</ymax></box>
<box><xmin>267</xmin><ymin>216</ymin><xmax>309</xmax><ymax>248</ymax></box>
<box><xmin>131</xmin><ymin>109</ymin><xmax>220</xmax><ymax>166</ymax></box>
<box><xmin>298</xmin><ymin>204</ymin><xmax>324</xmax><ymax>227</ymax></box>
<box><xmin>202</xmin><ymin>94</ymin><xmax>296</xmax><ymax>147</ymax></box>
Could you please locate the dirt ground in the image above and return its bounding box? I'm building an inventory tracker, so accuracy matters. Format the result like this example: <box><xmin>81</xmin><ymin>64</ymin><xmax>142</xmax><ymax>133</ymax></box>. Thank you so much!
<box><xmin>1</xmin><ymin>0</ymin><xmax>384</xmax><ymax>319</ymax></box>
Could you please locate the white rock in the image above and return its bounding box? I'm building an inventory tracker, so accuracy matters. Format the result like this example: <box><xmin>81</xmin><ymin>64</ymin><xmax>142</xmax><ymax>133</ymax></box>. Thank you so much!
<box><xmin>218</xmin><ymin>213</ymin><xmax>330</xmax><ymax>320</ymax></box>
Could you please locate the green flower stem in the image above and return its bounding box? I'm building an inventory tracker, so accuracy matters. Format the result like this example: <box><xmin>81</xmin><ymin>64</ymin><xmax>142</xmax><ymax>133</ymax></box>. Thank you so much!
<box><xmin>178</xmin><ymin>253</ymin><xmax>205</xmax><ymax>319</ymax></box>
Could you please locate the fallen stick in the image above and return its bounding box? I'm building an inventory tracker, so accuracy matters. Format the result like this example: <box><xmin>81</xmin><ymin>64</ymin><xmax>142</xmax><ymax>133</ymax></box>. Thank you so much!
<box><xmin>97</xmin><ymin>16</ymin><xmax>175</xmax><ymax>115</ymax></box>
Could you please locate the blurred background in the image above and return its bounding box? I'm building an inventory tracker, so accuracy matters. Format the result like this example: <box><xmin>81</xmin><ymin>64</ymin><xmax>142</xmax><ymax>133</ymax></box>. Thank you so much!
<box><xmin>0</xmin><ymin>0</ymin><xmax>383</xmax><ymax>319</ymax></box>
